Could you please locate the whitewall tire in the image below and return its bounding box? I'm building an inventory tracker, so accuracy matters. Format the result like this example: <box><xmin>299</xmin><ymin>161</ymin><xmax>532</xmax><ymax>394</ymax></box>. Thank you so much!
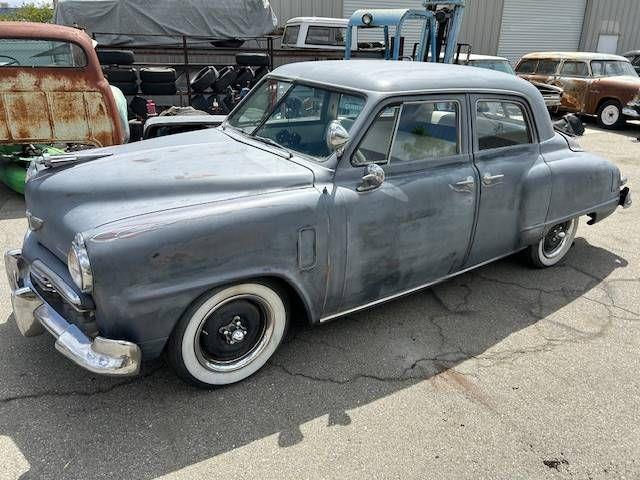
<box><xmin>167</xmin><ymin>282</ymin><xmax>288</xmax><ymax>387</ymax></box>
<box><xmin>527</xmin><ymin>218</ymin><xmax>578</xmax><ymax>268</ymax></box>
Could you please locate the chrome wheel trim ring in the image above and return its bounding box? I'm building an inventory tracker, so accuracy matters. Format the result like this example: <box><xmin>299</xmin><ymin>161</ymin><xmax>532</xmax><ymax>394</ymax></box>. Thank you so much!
<box><xmin>194</xmin><ymin>294</ymin><xmax>274</xmax><ymax>373</ymax></box>
<box><xmin>601</xmin><ymin>104</ymin><xmax>620</xmax><ymax>126</ymax></box>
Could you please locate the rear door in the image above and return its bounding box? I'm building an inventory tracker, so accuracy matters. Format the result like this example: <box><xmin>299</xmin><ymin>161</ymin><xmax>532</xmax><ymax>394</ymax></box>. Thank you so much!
<box><xmin>554</xmin><ymin>60</ymin><xmax>591</xmax><ymax>112</ymax></box>
<box><xmin>465</xmin><ymin>94</ymin><xmax>550</xmax><ymax>267</ymax></box>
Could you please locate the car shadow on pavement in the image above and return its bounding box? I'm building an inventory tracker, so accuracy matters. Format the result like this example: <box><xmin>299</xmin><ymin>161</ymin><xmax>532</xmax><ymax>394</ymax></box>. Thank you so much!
<box><xmin>0</xmin><ymin>238</ymin><xmax>628</xmax><ymax>479</ymax></box>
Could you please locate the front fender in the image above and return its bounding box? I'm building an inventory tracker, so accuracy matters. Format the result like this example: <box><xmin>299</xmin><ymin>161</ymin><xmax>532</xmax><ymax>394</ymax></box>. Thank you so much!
<box><xmin>85</xmin><ymin>188</ymin><xmax>329</xmax><ymax>357</ymax></box>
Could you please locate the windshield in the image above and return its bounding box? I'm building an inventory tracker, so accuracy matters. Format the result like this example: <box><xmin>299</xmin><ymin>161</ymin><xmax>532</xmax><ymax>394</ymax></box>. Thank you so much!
<box><xmin>590</xmin><ymin>60</ymin><xmax>638</xmax><ymax>77</ymax></box>
<box><xmin>227</xmin><ymin>78</ymin><xmax>366</xmax><ymax>160</ymax></box>
<box><xmin>469</xmin><ymin>59</ymin><xmax>515</xmax><ymax>75</ymax></box>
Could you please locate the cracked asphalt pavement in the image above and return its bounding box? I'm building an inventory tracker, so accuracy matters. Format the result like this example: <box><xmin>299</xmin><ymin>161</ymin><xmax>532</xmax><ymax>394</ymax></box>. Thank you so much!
<box><xmin>0</xmin><ymin>121</ymin><xmax>638</xmax><ymax>479</ymax></box>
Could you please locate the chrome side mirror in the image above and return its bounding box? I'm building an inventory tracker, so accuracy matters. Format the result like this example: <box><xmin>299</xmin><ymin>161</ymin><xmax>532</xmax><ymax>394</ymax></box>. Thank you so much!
<box><xmin>357</xmin><ymin>163</ymin><xmax>385</xmax><ymax>192</ymax></box>
<box><xmin>326</xmin><ymin>120</ymin><xmax>350</xmax><ymax>155</ymax></box>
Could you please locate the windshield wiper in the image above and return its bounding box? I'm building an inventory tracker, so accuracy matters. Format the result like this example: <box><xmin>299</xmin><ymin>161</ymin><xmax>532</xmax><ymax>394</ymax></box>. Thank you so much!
<box><xmin>251</xmin><ymin>135</ymin><xmax>293</xmax><ymax>158</ymax></box>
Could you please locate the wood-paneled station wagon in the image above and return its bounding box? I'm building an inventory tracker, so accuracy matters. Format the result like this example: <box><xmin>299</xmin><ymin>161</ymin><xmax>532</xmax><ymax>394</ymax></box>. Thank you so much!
<box><xmin>6</xmin><ymin>61</ymin><xmax>631</xmax><ymax>387</ymax></box>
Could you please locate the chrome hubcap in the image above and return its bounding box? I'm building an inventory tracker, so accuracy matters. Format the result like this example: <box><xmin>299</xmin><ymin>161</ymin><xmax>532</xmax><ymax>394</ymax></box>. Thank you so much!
<box><xmin>602</xmin><ymin>105</ymin><xmax>620</xmax><ymax>125</ymax></box>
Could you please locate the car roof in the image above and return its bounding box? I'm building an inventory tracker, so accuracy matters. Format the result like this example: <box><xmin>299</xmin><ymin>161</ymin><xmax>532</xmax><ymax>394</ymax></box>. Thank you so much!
<box><xmin>285</xmin><ymin>17</ymin><xmax>348</xmax><ymax>26</ymax></box>
<box><xmin>466</xmin><ymin>54</ymin><xmax>509</xmax><ymax>61</ymax></box>
<box><xmin>520</xmin><ymin>52</ymin><xmax>630</xmax><ymax>62</ymax></box>
<box><xmin>272</xmin><ymin>60</ymin><xmax>534</xmax><ymax>94</ymax></box>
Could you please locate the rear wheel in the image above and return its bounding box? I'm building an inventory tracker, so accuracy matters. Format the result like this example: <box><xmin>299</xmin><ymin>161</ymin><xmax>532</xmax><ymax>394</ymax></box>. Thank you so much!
<box><xmin>527</xmin><ymin>218</ymin><xmax>578</xmax><ymax>268</ymax></box>
<box><xmin>597</xmin><ymin>100</ymin><xmax>625</xmax><ymax>129</ymax></box>
<box><xmin>167</xmin><ymin>282</ymin><xmax>288</xmax><ymax>387</ymax></box>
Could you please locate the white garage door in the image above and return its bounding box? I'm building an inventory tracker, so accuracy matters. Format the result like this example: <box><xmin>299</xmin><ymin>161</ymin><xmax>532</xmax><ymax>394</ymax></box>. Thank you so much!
<box><xmin>497</xmin><ymin>0</ymin><xmax>587</xmax><ymax>64</ymax></box>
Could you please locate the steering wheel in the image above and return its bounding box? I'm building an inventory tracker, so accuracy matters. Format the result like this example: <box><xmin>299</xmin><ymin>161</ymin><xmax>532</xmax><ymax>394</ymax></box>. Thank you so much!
<box><xmin>0</xmin><ymin>55</ymin><xmax>20</xmax><ymax>66</ymax></box>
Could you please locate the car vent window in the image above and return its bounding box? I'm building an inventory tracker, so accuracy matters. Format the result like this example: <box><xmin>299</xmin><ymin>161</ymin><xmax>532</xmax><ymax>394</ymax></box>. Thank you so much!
<box><xmin>353</xmin><ymin>105</ymin><xmax>400</xmax><ymax>166</ymax></box>
<box><xmin>476</xmin><ymin>100</ymin><xmax>532</xmax><ymax>151</ymax></box>
<box><xmin>389</xmin><ymin>101</ymin><xmax>459</xmax><ymax>163</ymax></box>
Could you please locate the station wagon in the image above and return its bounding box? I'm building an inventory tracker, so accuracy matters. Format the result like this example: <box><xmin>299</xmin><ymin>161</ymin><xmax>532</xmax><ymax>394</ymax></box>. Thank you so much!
<box><xmin>5</xmin><ymin>61</ymin><xmax>631</xmax><ymax>387</ymax></box>
<box><xmin>516</xmin><ymin>52</ymin><xmax>640</xmax><ymax>128</ymax></box>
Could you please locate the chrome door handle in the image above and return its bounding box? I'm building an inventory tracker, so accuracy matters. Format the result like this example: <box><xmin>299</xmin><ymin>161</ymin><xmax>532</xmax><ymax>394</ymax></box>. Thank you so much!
<box><xmin>482</xmin><ymin>172</ymin><xmax>504</xmax><ymax>185</ymax></box>
<box><xmin>450</xmin><ymin>176</ymin><xmax>475</xmax><ymax>192</ymax></box>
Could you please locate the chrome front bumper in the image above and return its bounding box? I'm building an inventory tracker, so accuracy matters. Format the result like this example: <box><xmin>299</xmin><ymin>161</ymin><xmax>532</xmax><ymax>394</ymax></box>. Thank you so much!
<box><xmin>4</xmin><ymin>249</ymin><xmax>141</xmax><ymax>376</ymax></box>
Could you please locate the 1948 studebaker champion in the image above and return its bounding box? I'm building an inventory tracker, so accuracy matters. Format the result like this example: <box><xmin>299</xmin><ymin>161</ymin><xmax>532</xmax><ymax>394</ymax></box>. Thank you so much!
<box><xmin>5</xmin><ymin>60</ymin><xmax>632</xmax><ymax>387</ymax></box>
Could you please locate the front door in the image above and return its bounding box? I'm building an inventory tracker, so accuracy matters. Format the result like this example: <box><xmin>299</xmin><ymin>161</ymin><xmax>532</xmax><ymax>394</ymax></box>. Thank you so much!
<box><xmin>465</xmin><ymin>94</ymin><xmax>549</xmax><ymax>267</ymax></box>
<box><xmin>333</xmin><ymin>95</ymin><xmax>477</xmax><ymax>313</ymax></box>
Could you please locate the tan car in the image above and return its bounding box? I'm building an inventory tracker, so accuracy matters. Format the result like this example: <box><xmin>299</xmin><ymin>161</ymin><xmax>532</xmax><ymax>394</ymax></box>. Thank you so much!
<box><xmin>515</xmin><ymin>52</ymin><xmax>640</xmax><ymax>129</ymax></box>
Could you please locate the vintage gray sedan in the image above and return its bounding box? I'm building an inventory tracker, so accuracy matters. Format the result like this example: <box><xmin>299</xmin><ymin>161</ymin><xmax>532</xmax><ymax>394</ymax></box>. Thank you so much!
<box><xmin>5</xmin><ymin>61</ymin><xmax>631</xmax><ymax>387</ymax></box>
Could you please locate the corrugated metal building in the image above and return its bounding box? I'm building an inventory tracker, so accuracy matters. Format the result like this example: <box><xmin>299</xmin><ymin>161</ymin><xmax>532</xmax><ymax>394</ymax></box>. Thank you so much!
<box><xmin>270</xmin><ymin>0</ymin><xmax>640</xmax><ymax>63</ymax></box>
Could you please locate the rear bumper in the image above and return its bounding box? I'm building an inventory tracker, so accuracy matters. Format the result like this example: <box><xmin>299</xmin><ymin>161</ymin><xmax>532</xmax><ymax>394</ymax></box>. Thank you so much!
<box><xmin>5</xmin><ymin>249</ymin><xmax>141</xmax><ymax>376</ymax></box>
<box><xmin>620</xmin><ymin>187</ymin><xmax>632</xmax><ymax>209</ymax></box>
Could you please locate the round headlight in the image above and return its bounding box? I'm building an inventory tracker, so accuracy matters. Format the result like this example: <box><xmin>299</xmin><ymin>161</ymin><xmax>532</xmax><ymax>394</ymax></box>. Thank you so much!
<box><xmin>362</xmin><ymin>13</ymin><xmax>373</xmax><ymax>25</ymax></box>
<box><xmin>67</xmin><ymin>233</ymin><xmax>93</xmax><ymax>293</ymax></box>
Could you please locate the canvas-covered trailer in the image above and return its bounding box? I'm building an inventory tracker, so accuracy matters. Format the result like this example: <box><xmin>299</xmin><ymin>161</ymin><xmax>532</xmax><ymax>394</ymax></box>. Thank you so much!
<box><xmin>54</xmin><ymin>0</ymin><xmax>278</xmax><ymax>47</ymax></box>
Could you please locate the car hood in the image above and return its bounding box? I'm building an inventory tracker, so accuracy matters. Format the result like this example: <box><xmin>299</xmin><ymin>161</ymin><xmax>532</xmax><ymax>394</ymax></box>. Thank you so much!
<box><xmin>26</xmin><ymin>128</ymin><xmax>315</xmax><ymax>260</ymax></box>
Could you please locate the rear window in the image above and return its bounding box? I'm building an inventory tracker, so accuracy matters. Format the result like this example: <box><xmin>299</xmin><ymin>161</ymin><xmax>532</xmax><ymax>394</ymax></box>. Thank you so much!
<box><xmin>282</xmin><ymin>25</ymin><xmax>300</xmax><ymax>45</ymax></box>
<box><xmin>591</xmin><ymin>60</ymin><xmax>638</xmax><ymax>77</ymax></box>
<box><xmin>0</xmin><ymin>38</ymin><xmax>87</xmax><ymax>68</ymax></box>
<box><xmin>305</xmin><ymin>26</ymin><xmax>346</xmax><ymax>47</ymax></box>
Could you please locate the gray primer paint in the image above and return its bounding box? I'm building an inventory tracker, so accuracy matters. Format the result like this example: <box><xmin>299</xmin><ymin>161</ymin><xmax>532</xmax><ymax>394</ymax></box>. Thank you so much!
<box><xmin>22</xmin><ymin>60</ymin><xmax>624</xmax><ymax>358</ymax></box>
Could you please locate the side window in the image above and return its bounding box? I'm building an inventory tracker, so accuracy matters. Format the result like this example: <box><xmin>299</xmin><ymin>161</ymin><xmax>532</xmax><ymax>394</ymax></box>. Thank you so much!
<box><xmin>306</xmin><ymin>26</ymin><xmax>346</xmax><ymax>46</ymax></box>
<box><xmin>516</xmin><ymin>59</ymin><xmax>537</xmax><ymax>74</ymax></box>
<box><xmin>476</xmin><ymin>100</ymin><xmax>532</xmax><ymax>150</ymax></box>
<box><xmin>536</xmin><ymin>60</ymin><xmax>559</xmax><ymax>75</ymax></box>
<box><xmin>353</xmin><ymin>106</ymin><xmax>400</xmax><ymax>166</ymax></box>
<box><xmin>561</xmin><ymin>61</ymin><xmax>589</xmax><ymax>77</ymax></box>
<box><xmin>282</xmin><ymin>25</ymin><xmax>300</xmax><ymax>45</ymax></box>
<box><xmin>390</xmin><ymin>102</ymin><xmax>459</xmax><ymax>162</ymax></box>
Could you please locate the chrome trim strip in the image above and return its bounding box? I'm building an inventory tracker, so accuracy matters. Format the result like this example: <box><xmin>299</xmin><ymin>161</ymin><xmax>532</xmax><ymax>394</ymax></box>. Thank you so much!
<box><xmin>320</xmin><ymin>250</ymin><xmax>521</xmax><ymax>323</ymax></box>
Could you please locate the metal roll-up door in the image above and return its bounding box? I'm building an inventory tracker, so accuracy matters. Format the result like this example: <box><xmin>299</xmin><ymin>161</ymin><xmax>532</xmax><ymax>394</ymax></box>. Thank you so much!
<box><xmin>497</xmin><ymin>0</ymin><xmax>587</xmax><ymax>64</ymax></box>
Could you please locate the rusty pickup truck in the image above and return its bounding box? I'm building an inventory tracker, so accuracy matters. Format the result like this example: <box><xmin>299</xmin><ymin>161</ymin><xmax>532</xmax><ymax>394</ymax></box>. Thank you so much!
<box><xmin>0</xmin><ymin>22</ymin><xmax>128</xmax><ymax>193</ymax></box>
<box><xmin>516</xmin><ymin>52</ymin><xmax>640</xmax><ymax>129</ymax></box>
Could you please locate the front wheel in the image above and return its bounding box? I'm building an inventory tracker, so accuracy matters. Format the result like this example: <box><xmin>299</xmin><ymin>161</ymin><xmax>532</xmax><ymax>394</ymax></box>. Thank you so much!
<box><xmin>527</xmin><ymin>218</ymin><xmax>578</xmax><ymax>268</ymax></box>
<box><xmin>167</xmin><ymin>282</ymin><xmax>288</xmax><ymax>388</ymax></box>
<box><xmin>597</xmin><ymin>100</ymin><xmax>626</xmax><ymax>129</ymax></box>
